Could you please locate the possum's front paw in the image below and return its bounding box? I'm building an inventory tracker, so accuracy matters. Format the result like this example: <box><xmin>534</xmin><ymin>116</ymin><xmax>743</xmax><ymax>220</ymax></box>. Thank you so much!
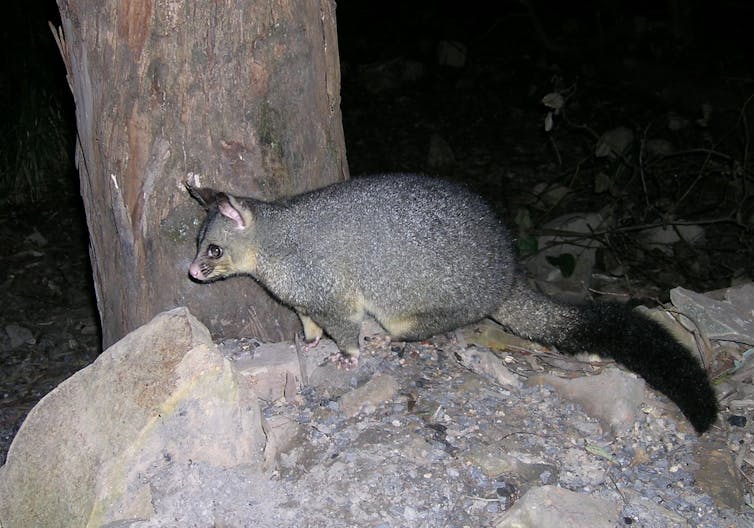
<box><xmin>330</xmin><ymin>351</ymin><xmax>359</xmax><ymax>369</ymax></box>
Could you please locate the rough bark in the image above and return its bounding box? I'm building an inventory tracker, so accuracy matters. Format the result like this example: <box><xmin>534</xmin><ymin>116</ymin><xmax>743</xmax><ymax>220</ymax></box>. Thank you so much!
<box><xmin>54</xmin><ymin>0</ymin><xmax>348</xmax><ymax>347</ymax></box>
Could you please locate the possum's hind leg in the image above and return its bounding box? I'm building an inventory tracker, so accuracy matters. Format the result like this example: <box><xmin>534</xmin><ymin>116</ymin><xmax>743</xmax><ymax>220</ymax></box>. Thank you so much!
<box><xmin>312</xmin><ymin>312</ymin><xmax>363</xmax><ymax>368</ymax></box>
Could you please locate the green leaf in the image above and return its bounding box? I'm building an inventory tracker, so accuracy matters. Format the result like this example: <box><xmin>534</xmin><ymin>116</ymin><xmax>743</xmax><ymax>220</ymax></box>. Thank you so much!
<box><xmin>516</xmin><ymin>235</ymin><xmax>538</xmax><ymax>254</ymax></box>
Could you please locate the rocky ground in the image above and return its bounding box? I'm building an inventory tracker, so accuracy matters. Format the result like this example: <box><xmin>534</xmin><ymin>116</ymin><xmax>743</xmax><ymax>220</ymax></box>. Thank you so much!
<box><xmin>3</xmin><ymin>305</ymin><xmax>753</xmax><ymax>527</ymax></box>
<box><xmin>242</xmin><ymin>325</ymin><xmax>754</xmax><ymax>528</ymax></box>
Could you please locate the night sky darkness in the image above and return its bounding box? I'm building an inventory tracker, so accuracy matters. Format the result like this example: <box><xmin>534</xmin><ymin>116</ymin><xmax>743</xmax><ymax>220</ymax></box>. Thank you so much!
<box><xmin>0</xmin><ymin>1</ymin><xmax>751</xmax><ymax>273</ymax></box>
<box><xmin>2</xmin><ymin>1</ymin><xmax>750</xmax><ymax>196</ymax></box>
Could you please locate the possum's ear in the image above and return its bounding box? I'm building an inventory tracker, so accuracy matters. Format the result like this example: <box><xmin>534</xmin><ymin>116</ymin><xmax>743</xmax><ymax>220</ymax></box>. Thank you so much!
<box><xmin>185</xmin><ymin>183</ymin><xmax>219</xmax><ymax>210</ymax></box>
<box><xmin>216</xmin><ymin>193</ymin><xmax>250</xmax><ymax>230</ymax></box>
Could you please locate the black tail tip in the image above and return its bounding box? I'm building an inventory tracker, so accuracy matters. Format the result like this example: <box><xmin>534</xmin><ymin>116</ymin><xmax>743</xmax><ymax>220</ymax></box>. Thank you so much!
<box><xmin>677</xmin><ymin>382</ymin><xmax>718</xmax><ymax>434</ymax></box>
<box><xmin>687</xmin><ymin>400</ymin><xmax>718</xmax><ymax>434</ymax></box>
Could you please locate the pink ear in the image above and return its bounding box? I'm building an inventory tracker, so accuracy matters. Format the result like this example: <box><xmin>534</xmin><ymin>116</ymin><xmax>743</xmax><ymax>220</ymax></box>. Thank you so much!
<box><xmin>217</xmin><ymin>194</ymin><xmax>246</xmax><ymax>229</ymax></box>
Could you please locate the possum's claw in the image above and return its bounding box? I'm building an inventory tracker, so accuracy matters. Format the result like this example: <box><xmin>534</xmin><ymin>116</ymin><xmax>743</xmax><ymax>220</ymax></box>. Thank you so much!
<box><xmin>303</xmin><ymin>335</ymin><xmax>321</xmax><ymax>353</ymax></box>
<box><xmin>331</xmin><ymin>352</ymin><xmax>359</xmax><ymax>369</ymax></box>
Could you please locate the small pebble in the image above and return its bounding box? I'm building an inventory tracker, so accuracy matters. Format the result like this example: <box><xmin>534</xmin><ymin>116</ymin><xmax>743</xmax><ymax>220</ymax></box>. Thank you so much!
<box><xmin>727</xmin><ymin>415</ymin><xmax>747</xmax><ymax>427</ymax></box>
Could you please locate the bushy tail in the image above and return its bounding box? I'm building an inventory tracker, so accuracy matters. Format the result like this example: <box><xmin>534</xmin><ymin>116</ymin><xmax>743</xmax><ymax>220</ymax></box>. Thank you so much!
<box><xmin>493</xmin><ymin>278</ymin><xmax>718</xmax><ymax>433</ymax></box>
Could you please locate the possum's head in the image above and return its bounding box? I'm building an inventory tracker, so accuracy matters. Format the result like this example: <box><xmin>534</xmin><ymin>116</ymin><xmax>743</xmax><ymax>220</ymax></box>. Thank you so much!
<box><xmin>186</xmin><ymin>183</ymin><xmax>258</xmax><ymax>282</ymax></box>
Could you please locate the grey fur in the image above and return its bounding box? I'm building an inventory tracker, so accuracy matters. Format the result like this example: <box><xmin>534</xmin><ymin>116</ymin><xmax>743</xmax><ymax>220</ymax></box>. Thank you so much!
<box><xmin>187</xmin><ymin>173</ymin><xmax>718</xmax><ymax>433</ymax></box>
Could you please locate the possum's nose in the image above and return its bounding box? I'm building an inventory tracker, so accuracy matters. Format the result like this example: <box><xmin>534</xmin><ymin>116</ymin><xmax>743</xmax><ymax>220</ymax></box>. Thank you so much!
<box><xmin>189</xmin><ymin>261</ymin><xmax>205</xmax><ymax>281</ymax></box>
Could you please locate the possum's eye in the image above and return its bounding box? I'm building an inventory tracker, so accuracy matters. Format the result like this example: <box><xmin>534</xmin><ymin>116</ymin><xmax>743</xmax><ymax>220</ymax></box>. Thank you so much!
<box><xmin>207</xmin><ymin>244</ymin><xmax>223</xmax><ymax>259</ymax></box>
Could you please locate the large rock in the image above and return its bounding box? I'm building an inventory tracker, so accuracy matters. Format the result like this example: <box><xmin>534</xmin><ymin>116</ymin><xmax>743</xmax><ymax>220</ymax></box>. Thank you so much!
<box><xmin>494</xmin><ymin>485</ymin><xmax>620</xmax><ymax>528</ymax></box>
<box><xmin>0</xmin><ymin>307</ymin><xmax>266</xmax><ymax>528</ymax></box>
<box><xmin>531</xmin><ymin>368</ymin><xmax>646</xmax><ymax>435</ymax></box>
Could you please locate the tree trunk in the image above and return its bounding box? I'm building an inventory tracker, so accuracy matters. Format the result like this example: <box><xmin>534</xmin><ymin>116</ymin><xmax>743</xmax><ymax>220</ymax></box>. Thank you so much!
<box><xmin>54</xmin><ymin>0</ymin><xmax>348</xmax><ymax>348</ymax></box>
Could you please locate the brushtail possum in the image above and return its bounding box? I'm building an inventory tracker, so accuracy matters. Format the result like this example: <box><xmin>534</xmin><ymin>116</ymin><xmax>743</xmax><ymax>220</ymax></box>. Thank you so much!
<box><xmin>187</xmin><ymin>174</ymin><xmax>718</xmax><ymax>433</ymax></box>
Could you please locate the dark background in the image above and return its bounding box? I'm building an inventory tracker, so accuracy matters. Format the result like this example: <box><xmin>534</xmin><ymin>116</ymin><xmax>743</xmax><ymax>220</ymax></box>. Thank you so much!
<box><xmin>3</xmin><ymin>1</ymin><xmax>752</xmax><ymax>204</ymax></box>
<box><xmin>0</xmin><ymin>0</ymin><xmax>752</xmax><ymax>461</ymax></box>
